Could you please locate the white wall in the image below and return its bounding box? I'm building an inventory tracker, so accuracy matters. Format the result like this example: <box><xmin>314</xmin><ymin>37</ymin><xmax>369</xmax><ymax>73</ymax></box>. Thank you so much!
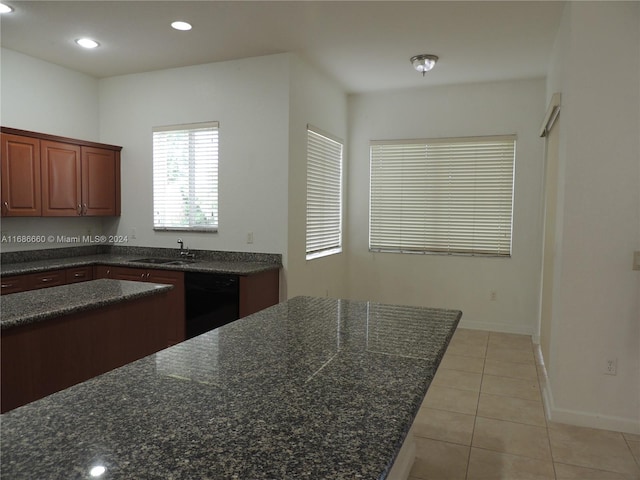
<box><xmin>286</xmin><ymin>56</ymin><xmax>349</xmax><ymax>299</ymax></box>
<box><xmin>0</xmin><ymin>48</ymin><xmax>105</xmax><ymax>252</ymax></box>
<box><xmin>98</xmin><ymin>54</ymin><xmax>290</xmax><ymax>260</ymax></box>
<box><xmin>542</xmin><ymin>2</ymin><xmax>640</xmax><ymax>434</ymax></box>
<box><xmin>347</xmin><ymin>79</ymin><xmax>546</xmax><ymax>335</ymax></box>
<box><xmin>1</xmin><ymin>48</ymin><xmax>99</xmax><ymax>139</ymax></box>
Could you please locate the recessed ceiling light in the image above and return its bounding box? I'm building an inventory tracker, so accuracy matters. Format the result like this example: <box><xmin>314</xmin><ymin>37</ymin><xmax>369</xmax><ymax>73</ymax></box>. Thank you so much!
<box><xmin>76</xmin><ymin>38</ymin><xmax>100</xmax><ymax>49</ymax></box>
<box><xmin>0</xmin><ymin>3</ymin><xmax>14</xmax><ymax>14</ymax></box>
<box><xmin>171</xmin><ymin>21</ymin><xmax>192</xmax><ymax>31</ymax></box>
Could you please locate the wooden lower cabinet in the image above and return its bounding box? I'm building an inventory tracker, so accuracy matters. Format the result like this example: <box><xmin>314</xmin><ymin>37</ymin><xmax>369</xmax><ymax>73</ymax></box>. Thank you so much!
<box><xmin>1</xmin><ymin>291</ymin><xmax>172</xmax><ymax>413</ymax></box>
<box><xmin>95</xmin><ymin>266</ymin><xmax>185</xmax><ymax>346</ymax></box>
<box><xmin>28</xmin><ymin>269</ymin><xmax>66</xmax><ymax>289</ymax></box>
<box><xmin>239</xmin><ymin>269</ymin><xmax>280</xmax><ymax>318</ymax></box>
<box><xmin>65</xmin><ymin>266</ymin><xmax>93</xmax><ymax>284</ymax></box>
<box><xmin>0</xmin><ymin>267</ymin><xmax>93</xmax><ymax>295</ymax></box>
<box><xmin>0</xmin><ymin>275</ymin><xmax>30</xmax><ymax>295</ymax></box>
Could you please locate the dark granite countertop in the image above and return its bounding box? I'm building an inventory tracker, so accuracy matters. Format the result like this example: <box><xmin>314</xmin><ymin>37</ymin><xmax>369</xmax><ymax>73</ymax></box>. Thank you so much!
<box><xmin>0</xmin><ymin>279</ymin><xmax>173</xmax><ymax>330</ymax></box>
<box><xmin>0</xmin><ymin>296</ymin><xmax>461</xmax><ymax>479</ymax></box>
<box><xmin>0</xmin><ymin>248</ymin><xmax>281</xmax><ymax>277</ymax></box>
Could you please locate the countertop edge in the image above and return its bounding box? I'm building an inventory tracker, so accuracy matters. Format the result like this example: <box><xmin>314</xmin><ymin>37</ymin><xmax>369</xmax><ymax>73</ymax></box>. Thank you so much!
<box><xmin>0</xmin><ymin>255</ymin><xmax>281</xmax><ymax>277</ymax></box>
<box><xmin>0</xmin><ymin>279</ymin><xmax>173</xmax><ymax>330</ymax></box>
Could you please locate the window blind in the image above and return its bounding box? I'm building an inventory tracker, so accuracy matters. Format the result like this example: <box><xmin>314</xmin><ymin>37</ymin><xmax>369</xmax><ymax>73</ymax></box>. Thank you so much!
<box><xmin>153</xmin><ymin>122</ymin><xmax>219</xmax><ymax>231</ymax></box>
<box><xmin>370</xmin><ymin>135</ymin><xmax>515</xmax><ymax>256</ymax></box>
<box><xmin>306</xmin><ymin>126</ymin><xmax>343</xmax><ymax>260</ymax></box>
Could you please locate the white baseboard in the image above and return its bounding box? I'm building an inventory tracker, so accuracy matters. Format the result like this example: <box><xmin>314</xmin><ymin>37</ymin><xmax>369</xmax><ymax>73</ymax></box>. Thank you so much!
<box><xmin>538</xmin><ymin>357</ymin><xmax>640</xmax><ymax>435</ymax></box>
<box><xmin>543</xmin><ymin>385</ymin><xmax>640</xmax><ymax>435</ymax></box>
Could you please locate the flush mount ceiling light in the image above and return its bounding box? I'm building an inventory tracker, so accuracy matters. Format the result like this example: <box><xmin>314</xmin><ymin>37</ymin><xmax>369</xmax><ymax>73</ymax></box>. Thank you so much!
<box><xmin>0</xmin><ymin>2</ymin><xmax>14</xmax><ymax>13</ymax></box>
<box><xmin>410</xmin><ymin>54</ymin><xmax>439</xmax><ymax>76</ymax></box>
<box><xmin>171</xmin><ymin>21</ymin><xmax>192</xmax><ymax>31</ymax></box>
<box><xmin>76</xmin><ymin>38</ymin><xmax>100</xmax><ymax>49</ymax></box>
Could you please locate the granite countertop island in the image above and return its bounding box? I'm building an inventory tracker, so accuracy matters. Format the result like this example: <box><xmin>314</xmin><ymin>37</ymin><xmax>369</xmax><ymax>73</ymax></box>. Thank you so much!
<box><xmin>0</xmin><ymin>296</ymin><xmax>461</xmax><ymax>479</ymax></box>
<box><xmin>0</xmin><ymin>279</ymin><xmax>173</xmax><ymax>330</ymax></box>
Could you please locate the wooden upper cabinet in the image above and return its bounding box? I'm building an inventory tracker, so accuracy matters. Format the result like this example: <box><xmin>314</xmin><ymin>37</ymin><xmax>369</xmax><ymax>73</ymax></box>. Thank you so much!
<box><xmin>0</xmin><ymin>127</ymin><xmax>122</xmax><ymax>217</ymax></box>
<box><xmin>0</xmin><ymin>133</ymin><xmax>42</xmax><ymax>216</ymax></box>
<box><xmin>41</xmin><ymin>140</ymin><xmax>82</xmax><ymax>216</ymax></box>
<box><xmin>82</xmin><ymin>146</ymin><xmax>119</xmax><ymax>216</ymax></box>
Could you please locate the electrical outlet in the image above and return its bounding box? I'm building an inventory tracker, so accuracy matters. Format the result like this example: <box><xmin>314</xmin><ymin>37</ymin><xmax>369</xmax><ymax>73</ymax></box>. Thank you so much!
<box><xmin>633</xmin><ymin>251</ymin><xmax>640</xmax><ymax>270</ymax></box>
<box><xmin>246</xmin><ymin>232</ymin><xmax>254</xmax><ymax>244</ymax></box>
<box><xmin>604</xmin><ymin>357</ymin><xmax>617</xmax><ymax>375</ymax></box>
<box><xmin>490</xmin><ymin>291</ymin><xmax>497</xmax><ymax>301</ymax></box>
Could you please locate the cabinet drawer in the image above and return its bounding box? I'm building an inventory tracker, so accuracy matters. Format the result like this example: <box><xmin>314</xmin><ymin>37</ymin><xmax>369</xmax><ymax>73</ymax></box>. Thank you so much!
<box><xmin>94</xmin><ymin>265</ymin><xmax>113</xmax><ymax>278</ymax></box>
<box><xmin>1</xmin><ymin>275</ymin><xmax>31</xmax><ymax>295</ymax></box>
<box><xmin>28</xmin><ymin>270</ymin><xmax>66</xmax><ymax>289</ymax></box>
<box><xmin>66</xmin><ymin>266</ymin><xmax>93</xmax><ymax>284</ymax></box>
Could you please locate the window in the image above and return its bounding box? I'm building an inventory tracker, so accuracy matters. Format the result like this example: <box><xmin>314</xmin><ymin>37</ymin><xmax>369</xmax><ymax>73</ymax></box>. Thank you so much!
<box><xmin>369</xmin><ymin>135</ymin><xmax>515</xmax><ymax>256</ymax></box>
<box><xmin>152</xmin><ymin>122</ymin><xmax>219</xmax><ymax>231</ymax></box>
<box><xmin>306</xmin><ymin>126</ymin><xmax>344</xmax><ymax>260</ymax></box>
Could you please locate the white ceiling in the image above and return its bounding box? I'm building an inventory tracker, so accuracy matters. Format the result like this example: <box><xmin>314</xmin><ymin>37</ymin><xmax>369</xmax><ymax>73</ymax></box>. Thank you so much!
<box><xmin>0</xmin><ymin>1</ymin><xmax>565</xmax><ymax>93</ymax></box>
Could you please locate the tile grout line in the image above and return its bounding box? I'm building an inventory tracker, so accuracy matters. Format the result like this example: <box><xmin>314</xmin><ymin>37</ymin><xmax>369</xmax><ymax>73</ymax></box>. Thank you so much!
<box><xmin>531</xmin><ymin>341</ymin><xmax>559</xmax><ymax>480</ymax></box>
<box><xmin>622</xmin><ymin>436</ymin><xmax>640</xmax><ymax>470</ymax></box>
<box><xmin>464</xmin><ymin>335</ymin><xmax>488</xmax><ymax>480</ymax></box>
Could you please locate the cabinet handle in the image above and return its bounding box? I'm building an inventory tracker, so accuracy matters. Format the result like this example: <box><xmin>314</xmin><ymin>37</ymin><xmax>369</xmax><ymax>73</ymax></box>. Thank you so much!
<box><xmin>1</xmin><ymin>283</ymin><xmax>13</xmax><ymax>288</ymax></box>
<box><xmin>77</xmin><ymin>204</ymin><xmax>82</xmax><ymax>215</ymax></box>
<box><xmin>146</xmin><ymin>273</ymin><xmax>151</xmax><ymax>279</ymax></box>
<box><xmin>141</xmin><ymin>273</ymin><xmax>146</xmax><ymax>279</ymax></box>
<box><xmin>2</xmin><ymin>201</ymin><xmax>8</xmax><ymax>213</ymax></box>
<box><xmin>40</xmin><ymin>278</ymin><xmax>53</xmax><ymax>283</ymax></box>
<box><xmin>82</xmin><ymin>204</ymin><xmax>88</xmax><ymax>215</ymax></box>
<box><xmin>106</xmin><ymin>269</ymin><xmax>111</xmax><ymax>276</ymax></box>
<box><xmin>74</xmin><ymin>272</ymin><xmax>85</xmax><ymax>278</ymax></box>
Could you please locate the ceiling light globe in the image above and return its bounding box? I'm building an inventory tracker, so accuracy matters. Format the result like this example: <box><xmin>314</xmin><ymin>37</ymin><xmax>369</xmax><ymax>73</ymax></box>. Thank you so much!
<box><xmin>410</xmin><ymin>54</ymin><xmax>439</xmax><ymax>75</ymax></box>
<box><xmin>0</xmin><ymin>3</ymin><xmax>13</xmax><ymax>14</ymax></box>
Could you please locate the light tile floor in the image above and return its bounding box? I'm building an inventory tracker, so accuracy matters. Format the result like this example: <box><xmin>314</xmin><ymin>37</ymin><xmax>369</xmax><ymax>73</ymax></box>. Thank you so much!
<box><xmin>408</xmin><ymin>328</ymin><xmax>640</xmax><ymax>480</ymax></box>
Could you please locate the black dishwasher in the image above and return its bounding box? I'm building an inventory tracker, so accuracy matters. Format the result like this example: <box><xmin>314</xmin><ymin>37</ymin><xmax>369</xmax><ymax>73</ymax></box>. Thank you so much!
<box><xmin>184</xmin><ymin>272</ymin><xmax>239</xmax><ymax>339</ymax></box>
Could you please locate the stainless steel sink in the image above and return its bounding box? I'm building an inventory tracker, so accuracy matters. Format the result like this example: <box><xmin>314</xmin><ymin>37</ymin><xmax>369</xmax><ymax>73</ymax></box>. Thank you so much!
<box><xmin>129</xmin><ymin>258</ymin><xmax>197</xmax><ymax>265</ymax></box>
<box><xmin>129</xmin><ymin>258</ymin><xmax>173</xmax><ymax>264</ymax></box>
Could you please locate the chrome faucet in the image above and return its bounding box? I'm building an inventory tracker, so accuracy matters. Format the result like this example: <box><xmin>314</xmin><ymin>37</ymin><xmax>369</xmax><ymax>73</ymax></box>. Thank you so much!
<box><xmin>177</xmin><ymin>238</ymin><xmax>195</xmax><ymax>259</ymax></box>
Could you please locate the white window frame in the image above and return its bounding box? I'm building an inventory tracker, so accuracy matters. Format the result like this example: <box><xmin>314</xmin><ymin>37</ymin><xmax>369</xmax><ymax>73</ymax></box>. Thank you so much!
<box><xmin>369</xmin><ymin>135</ymin><xmax>516</xmax><ymax>257</ymax></box>
<box><xmin>305</xmin><ymin>125</ymin><xmax>344</xmax><ymax>260</ymax></box>
<box><xmin>152</xmin><ymin>122</ymin><xmax>219</xmax><ymax>232</ymax></box>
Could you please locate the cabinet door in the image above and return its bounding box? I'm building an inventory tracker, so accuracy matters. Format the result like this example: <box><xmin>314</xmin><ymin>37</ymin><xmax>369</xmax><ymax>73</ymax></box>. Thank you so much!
<box><xmin>239</xmin><ymin>269</ymin><xmax>280</xmax><ymax>318</ymax></box>
<box><xmin>94</xmin><ymin>265</ymin><xmax>113</xmax><ymax>278</ymax></box>
<box><xmin>81</xmin><ymin>147</ymin><xmax>119</xmax><ymax>216</ymax></box>
<box><xmin>97</xmin><ymin>266</ymin><xmax>185</xmax><ymax>346</ymax></box>
<box><xmin>147</xmin><ymin>270</ymin><xmax>185</xmax><ymax>346</ymax></box>
<box><xmin>41</xmin><ymin>140</ymin><xmax>81</xmax><ymax>216</ymax></box>
<box><xmin>0</xmin><ymin>134</ymin><xmax>41</xmax><ymax>217</ymax></box>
